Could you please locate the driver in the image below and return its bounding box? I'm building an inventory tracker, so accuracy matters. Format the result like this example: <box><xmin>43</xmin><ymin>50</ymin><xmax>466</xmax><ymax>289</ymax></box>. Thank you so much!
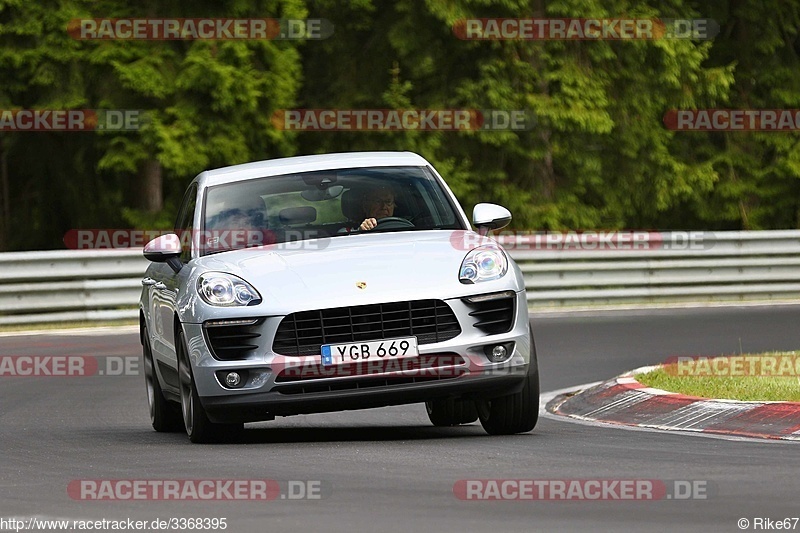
<box><xmin>359</xmin><ymin>186</ymin><xmax>397</xmax><ymax>231</ymax></box>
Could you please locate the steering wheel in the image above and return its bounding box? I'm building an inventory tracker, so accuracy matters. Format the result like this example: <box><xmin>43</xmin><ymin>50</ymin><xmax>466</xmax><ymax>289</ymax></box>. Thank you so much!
<box><xmin>373</xmin><ymin>217</ymin><xmax>415</xmax><ymax>230</ymax></box>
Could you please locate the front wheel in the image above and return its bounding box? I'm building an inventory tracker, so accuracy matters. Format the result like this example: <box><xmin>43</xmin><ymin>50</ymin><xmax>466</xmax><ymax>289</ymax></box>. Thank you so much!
<box><xmin>477</xmin><ymin>333</ymin><xmax>540</xmax><ymax>435</ymax></box>
<box><xmin>177</xmin><ymin>329</ymin><xmax>243</xmax><ymax>443</ymax></box>
<box><xmin>142</xmin><ymin>324</ymin><xmax>182</xmax><ymax>432</ymax></box>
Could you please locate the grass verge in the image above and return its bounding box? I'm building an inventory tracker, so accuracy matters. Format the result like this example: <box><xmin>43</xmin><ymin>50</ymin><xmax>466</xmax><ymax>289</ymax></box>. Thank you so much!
<box><xmin>637</xmin><ymin>352</ymin><xmax>800</xmax><ymax>402</ymax></box>
<box><xmin>0</xmin><ymin>320</ymin><xmax>138</xmax><ymax>333</ymax></box>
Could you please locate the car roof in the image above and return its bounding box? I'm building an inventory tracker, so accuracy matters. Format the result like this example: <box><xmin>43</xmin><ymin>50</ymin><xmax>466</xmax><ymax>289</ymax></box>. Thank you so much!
<box><xmin>197</xmin><ymin>151</ymin><xmax>431</xmax><ymax>188</ymax></box>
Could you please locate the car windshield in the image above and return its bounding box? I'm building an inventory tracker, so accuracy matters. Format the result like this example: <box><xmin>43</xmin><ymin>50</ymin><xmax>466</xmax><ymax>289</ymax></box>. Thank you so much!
<box><xmin>200</xmin><ymin>165</ymin><xmax>464</xmax><ymax>255</ymax></box>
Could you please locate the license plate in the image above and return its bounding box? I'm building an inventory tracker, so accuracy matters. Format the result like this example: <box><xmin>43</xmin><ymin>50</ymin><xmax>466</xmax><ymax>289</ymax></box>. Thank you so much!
<box><xmin>321</xmin><ymin>337</ymin><xmax>419</xmax><ymax>366</ymax></box>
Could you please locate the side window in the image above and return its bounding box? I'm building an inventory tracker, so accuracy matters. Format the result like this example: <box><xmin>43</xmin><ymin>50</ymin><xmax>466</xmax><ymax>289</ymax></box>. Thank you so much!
<box><xmin>175</xmin><ymin>184</ymin><xmax>198</xmax><ymax>263</ymax></box>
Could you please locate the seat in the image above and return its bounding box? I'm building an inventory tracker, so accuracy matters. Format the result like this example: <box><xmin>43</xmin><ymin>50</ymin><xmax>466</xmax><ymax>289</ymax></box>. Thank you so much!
<box><xmin>340</xmin><ymin>189</ymin><xmax>363</xmax><ymax>223</ymax></box>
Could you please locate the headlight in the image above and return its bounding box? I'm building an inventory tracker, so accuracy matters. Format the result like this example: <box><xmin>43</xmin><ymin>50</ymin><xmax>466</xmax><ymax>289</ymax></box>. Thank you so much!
<box><xmin>459</xmin><ymin>245</ymin><xmax>508</xmax><ymax>284</ymax></box>
<box><xmin>197</xmin><ymin>274</ymin><xmax>262</xmax><ymax>306</ymax></box>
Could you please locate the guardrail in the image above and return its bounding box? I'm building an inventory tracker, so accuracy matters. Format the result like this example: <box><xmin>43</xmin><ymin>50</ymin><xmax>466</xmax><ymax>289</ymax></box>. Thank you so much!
<box><xmin>0</xmin><ymin>250</ymin><xmax>149</xmax><ymax>325</ymax></box>
<box><xmin>509</xmin><ymin>230</ymin><xmax>800</xmax><ymax>306</ymax></box>
<box><xmin>1</xmin><ymin>231</ymin><xmax>799</xmax><ymax>325</ymax></box>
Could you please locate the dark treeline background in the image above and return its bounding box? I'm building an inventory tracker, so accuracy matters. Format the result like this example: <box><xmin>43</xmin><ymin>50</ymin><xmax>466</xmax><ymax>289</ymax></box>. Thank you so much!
<box><xmin>0</xmin><ymin>0</ymin><xmax>799</xmax><ymax>251</ymax></box>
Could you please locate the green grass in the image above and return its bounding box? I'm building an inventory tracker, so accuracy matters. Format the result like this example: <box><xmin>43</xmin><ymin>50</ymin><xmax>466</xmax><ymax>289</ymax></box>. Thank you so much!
<box><xmin>0</xmin><ymin>320</ymin><xmax>137</xmax><ymax>333</ymax></box>
<box><xmin>637</xmin><ymin>352</ymin><xmax>800</xmax><ymax>402</ymax></box>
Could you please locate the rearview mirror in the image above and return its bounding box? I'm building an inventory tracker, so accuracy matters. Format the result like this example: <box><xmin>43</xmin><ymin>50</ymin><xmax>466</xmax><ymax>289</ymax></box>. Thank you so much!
<box><xmin>301</xmin><ymin>185</ymin><xmax>344</xmax><ymax>202</ymax></box>
<box><xmin>472</xmin><ymin>203</ymin><xmax>512</xmax><ymax>233</ymax></box>
<box><xmin>144</xmin><ymin>233</ymin><xmax>183</xmax><ymax>273</ymax></box>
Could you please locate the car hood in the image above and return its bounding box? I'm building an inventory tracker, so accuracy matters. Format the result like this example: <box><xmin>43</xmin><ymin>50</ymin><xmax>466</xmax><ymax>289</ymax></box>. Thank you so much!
<box><xmin>193</xmin><ymin>230</ymin><xmax>504</xmax><ymax>313</ymax></box>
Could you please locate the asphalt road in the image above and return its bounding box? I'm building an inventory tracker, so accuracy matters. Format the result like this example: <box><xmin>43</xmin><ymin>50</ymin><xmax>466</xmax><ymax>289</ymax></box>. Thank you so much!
<box><xmin>2</xmin><ymin>305</ymin><xmax>800</xmax><ymax>533</ymax></box>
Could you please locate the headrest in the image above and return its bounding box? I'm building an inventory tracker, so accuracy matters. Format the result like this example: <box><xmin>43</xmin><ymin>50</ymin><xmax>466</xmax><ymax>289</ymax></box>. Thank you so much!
<box><xmin>279</xmin><ymin>206</ymin><xmax>317</xmax><ymax>225</ymax></box>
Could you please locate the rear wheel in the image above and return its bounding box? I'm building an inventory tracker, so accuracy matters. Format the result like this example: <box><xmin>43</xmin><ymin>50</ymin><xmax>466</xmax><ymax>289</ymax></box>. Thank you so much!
<box><xmin>177</xmin><ymin>329</ymin><xmax>243</xmax><ymax>443</ymax></box>
<box><xmin>142</xmin><ymin>325</ymin><xmax>182</xmax><ymax>432</ymax></box>
<box><xmin>425</xmin><ymin>398</ymin><xmax>479</xmax><ymax>426</ymax></box>
<box><xmin>477</xmin><ymin>331</ymin><xmax>540</xmax><ymax>435</ymax></box>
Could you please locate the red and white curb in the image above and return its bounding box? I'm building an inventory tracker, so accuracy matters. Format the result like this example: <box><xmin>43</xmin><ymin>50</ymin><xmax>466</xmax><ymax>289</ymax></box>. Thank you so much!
<box><xmin>545</xmin><ymin>366</ymin><xmax>800</xmax><ymax>441</ymax></box>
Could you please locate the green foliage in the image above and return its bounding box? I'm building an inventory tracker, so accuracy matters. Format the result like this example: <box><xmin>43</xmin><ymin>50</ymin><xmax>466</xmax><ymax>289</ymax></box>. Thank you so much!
<box><xmin>121</xmin><ymin>205</ymin><xmax>177</xmax><ymax>231</ymax></box>
<box><xmin>0</xmin><ymin>0</ymin><xmax>799</xmax><ymax>250</ymax></box>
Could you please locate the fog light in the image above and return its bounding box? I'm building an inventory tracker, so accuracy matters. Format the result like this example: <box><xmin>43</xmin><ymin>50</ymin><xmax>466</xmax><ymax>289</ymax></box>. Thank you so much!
<box><xmin>490</xmin><ymin>345</ymin><xmax>507</xmax><ymax>362</ymax></box>
<box><xmin>216</xmin><ymin>369</ymin><xmax>251</xmax><ymax>388</ymax></box>
<box><xmin>225</xmin><ymin>372</ymin><xmax>242</xmax><ymax>387</ymax></box>
<box><xmin>483</xmin><ymin>342</ymin><xmax>514</xmax><ymax>363</ymax></box>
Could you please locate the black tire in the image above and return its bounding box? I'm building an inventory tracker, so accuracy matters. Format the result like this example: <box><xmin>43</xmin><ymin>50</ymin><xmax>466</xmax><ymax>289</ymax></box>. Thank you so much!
<box><xmin>177</xmin><ymin>329</ymin><xmax>243</xmax><ymax>443</ymax></box>
<box><xmin>477</xmin><ymin>332</ymin><xmax>540</xmax><ymax>435</ymax></box>
<box><xmin>142</xmin><ymin>325</ymin><xmax>183</xmax><ymax>432</ymax></box>
<box><xmin>425</xmin><ymin>398</ymin><xmax>479</xmax><ymax>426</ymax></box>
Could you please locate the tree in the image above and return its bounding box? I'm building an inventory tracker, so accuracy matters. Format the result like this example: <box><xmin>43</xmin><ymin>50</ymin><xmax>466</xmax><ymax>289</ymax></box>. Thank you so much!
<box><xmin>300</xmin><ymin>0</ymin><xmax>735</xmax><ymax>230</ymax></box>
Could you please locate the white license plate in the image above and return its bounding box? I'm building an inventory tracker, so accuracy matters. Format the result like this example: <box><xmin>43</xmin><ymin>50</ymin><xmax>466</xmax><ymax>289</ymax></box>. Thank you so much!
<box><xmin>321</xmin><ymin>337</ymin><xmax>419</xmax><ymax>365</ymax></box>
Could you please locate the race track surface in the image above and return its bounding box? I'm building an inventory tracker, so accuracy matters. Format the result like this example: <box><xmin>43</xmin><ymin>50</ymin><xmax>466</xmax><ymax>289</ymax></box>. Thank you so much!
<box><xmin>1</xmin><ymin>305</ymin><xmax>799</xmax><ymax>533</ymax></box>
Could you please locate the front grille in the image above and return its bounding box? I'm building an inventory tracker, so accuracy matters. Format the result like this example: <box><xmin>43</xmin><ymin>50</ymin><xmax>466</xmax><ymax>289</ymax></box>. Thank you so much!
<box><xmin>203</xmin><ymin>320</ymin><xmax>263</xmax><ymax>360</ymax></box>
<box><xmin>463</xmin><ymin>293</ymin><xmax>515</xmax><ymax>335</ymax></box>
<box><xmin>275</xmin><ymin>353</ymin><xmax>466</xmax><ymax>382</ymax></box>
<box><xmin>273</xmin><ymin>299</ymin><xmax>461</xmax><ymax>356</ymax></box>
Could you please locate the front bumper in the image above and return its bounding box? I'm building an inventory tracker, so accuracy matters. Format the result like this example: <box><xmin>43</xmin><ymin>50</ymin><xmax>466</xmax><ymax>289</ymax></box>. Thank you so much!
<box><xmin>202</xmin><ymin>367</ymin><xmax>529</xmax><ymax>422</ymax></box>
<box><xmin>181</xmin><ymin>290</ymin><xmax>532</xmax><ymax>422</ymax></box>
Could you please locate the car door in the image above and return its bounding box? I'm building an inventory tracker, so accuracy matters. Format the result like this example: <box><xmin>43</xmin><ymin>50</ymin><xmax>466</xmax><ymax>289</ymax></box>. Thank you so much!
<box><xmin>150</xmin><ymin>184</ymin><xmax>198</xmax><ymax>375</ymax></box>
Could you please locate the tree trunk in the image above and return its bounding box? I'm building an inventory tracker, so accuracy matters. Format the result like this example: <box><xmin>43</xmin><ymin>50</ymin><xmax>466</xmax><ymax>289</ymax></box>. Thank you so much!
<box><xmin>138</xmin><ymin>159</ymin><xmax>163</xmax><ymax>212</ymax></box>
<box><xmin>529</xmin><ymin>0</ymin><xmax>556</xmax><ymax>201</ymax></box>
<box><xmin>0</xmin><ymin>136</ymin><xmax>9</xmax><ymax>251</ymax></box>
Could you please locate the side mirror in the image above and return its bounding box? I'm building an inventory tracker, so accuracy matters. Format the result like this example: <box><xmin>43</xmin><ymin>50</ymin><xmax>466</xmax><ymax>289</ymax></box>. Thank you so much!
<box><xmin>472</xmin><ymin>203</ymin><xmax>512</xmax><ymax>234</ymax></box>
<box><xmin>144</xmin><ymin>233</ymin><xmax>183</xmax><ymax>273</ymax></box>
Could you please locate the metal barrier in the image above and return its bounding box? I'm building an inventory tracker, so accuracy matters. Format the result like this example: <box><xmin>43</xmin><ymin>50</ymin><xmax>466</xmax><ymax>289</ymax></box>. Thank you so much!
<box><xmin>0</xmin><ymin>250</ymin><xmax>149</xmax><ymax>325</ymax></box>
<box><xmin>1</xmin><ymin>231</ymin><xmax>799</xmax><ymax>325</ymax></box>
<box><xmin>505</xmin><ymin>230</ymin><xmax>800</xmax><ymax>306</ymax></box>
